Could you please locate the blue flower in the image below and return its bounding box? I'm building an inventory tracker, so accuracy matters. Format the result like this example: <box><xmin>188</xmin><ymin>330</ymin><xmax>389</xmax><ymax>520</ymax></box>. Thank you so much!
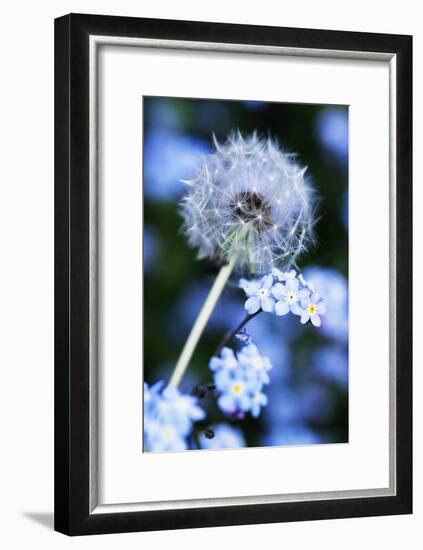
<box><xmin>315</xmin><ymin>107</ymin><xmax>348</xmax><ymax>163</ymax></box>
<box><xmin>303</xmin><ymin>267</ymin><xmax>348</xmax><ymax>341</ymax></box>
<box><xmin>209</xmin><ymin>346</ymin><xmax>238</xmax><ymax>372</ymax></box>
<box><xmin>249</xmin><ymin>388</ymin><xmax>268</xmax><ymax>418</ymax></box>
<box><xmin>144</xmin><ymin>380</ymin><xmax>164</xmax><ymax>417</ymax></box>
<box><xmin>239</xmin><ymin>270</ymin><xmax>327</xmax><ymax>331</ymax></box>
<box><xmin>157</xmin><ymin>385</ymin><xmax>206</xmax><ymax>436</ymax></box>
<box><xmin>237</xmin><ymin>343</ymin><xmax>272</xmax><ymax>385</ymax></box>
<box><xmin>144</xmin><ymin>130</ymin><xmax>210</xmax><ymax>202</ymax></box>
<box><xmin>144</xmin><ymin>381</ymin><xmax>205</xmax><ymax>452</ymax></box>
<box><xmin>271</xmin><ymin>268</ymin><xmax>297</xmax><ymax>282</ymax></box>
<box><xmin>145</xmin><ymin>419</ymin><xmax>189</xmax><ymax>452</ymax></box>
<box><xmin>239</xmin><ymin>274</ymin><xmax>275</xmax><ymax>314</ymax></box>
<box><xmin>214</xmin><ymin>365</ymin><xmax>256</xmax><ymax>414</ymax></box>
<box><xmin>199</xmin><ymin>423</ymin><xmax>245</xmax><ymax>449</ymax></box>
<box><xmin>271</xmin><ymin>276</ymin><xmax>310</xmax><ymax>316</ymax></box>
<box><xmin>300</xmin><ymin>292</ymin><xmax>327</xmax><ymax>327</ymax></box>
<box><xmin>209</xmin><ymin>343</ymin><xmax>272</xmax><ymax>418</ymax></box>
<box><xmin>298</xmin><ymin>272</ymin><xmax>314</xmax><ymax>291</ymax></box>
<box><xmin>216</xmin><ymin>372</ymin><xmax>255</xmax><ymax>416</ymax></box>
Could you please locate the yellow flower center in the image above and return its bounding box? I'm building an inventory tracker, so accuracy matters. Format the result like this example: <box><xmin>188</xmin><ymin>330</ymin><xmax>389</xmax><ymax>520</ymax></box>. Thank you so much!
<box><xmin>251</xmin><ymin>356</ymin><xmax>262</xmax><ymax>369</ymax></box>
<box><xmin>308</xmin><ymin>304</ymin><xmax>316</xmax><ymax>314</ymax></box>
<box><xmin>232</xmin><ymin>383</ymin><xmax>243</xmax><ymax>395</ymax></box>
<box><xmin>163</xmin><ymin>427</ymin><xmax>175</xmax><ymax>440</ymax></box>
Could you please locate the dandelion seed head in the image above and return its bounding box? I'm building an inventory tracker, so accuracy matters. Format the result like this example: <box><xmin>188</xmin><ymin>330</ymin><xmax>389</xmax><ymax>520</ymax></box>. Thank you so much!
<box><xmin>179</xmin><ymin>130</ymin><xmax>316</xmax><ymax>273</ymax></box>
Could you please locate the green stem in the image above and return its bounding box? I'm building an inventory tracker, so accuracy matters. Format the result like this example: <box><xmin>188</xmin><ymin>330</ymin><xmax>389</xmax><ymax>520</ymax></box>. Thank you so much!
<box><xmin>168</xmin><ymin>256</ymin><xmax>237</xmax><ymax>388</ymax></box>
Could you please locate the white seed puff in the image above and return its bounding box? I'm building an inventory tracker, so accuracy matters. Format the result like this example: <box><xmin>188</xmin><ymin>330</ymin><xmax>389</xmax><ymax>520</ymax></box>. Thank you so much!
<box><xmin>179</xmin><ymin>131</ymin><xmax>316</xmax><ymax>274</ymax></box>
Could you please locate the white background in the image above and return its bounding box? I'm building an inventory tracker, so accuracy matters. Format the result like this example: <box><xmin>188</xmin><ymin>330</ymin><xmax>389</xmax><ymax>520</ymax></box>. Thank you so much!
<box><xmin>0</xmin><ymin>0</ymin><xmax>419</xmax><ymax>548</ymax></box>
<box><xmin>99</xmin><ymin>46</ymin><xmax>390</xmax><ymax>505</ymax></box>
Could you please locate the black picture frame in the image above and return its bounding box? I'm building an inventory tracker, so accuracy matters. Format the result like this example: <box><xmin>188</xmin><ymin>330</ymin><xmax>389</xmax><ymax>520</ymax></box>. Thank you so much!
<box><xmin>54</xmin><ymin>13</ymin><xmax>412</xmax><ymax>536</ymax></box>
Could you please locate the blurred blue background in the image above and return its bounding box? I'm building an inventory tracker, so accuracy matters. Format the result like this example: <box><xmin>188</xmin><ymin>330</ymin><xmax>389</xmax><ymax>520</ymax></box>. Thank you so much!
<box><xmin>143</xmin><ymin>96</ymin><xmax>348</xmax><ymax>448</ymax></box>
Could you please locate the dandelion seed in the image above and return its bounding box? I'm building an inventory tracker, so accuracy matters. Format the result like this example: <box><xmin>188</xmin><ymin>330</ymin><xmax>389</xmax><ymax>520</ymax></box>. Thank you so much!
<box><xmin>179</xmin><ymin>130</ymin><xmax>316</xmax><ymax>273</ymax></box>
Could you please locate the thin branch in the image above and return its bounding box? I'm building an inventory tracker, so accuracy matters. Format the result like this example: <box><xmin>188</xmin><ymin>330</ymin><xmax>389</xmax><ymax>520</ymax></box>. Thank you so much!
<box><xmin>168</xmin><ymin>256</ymin><xmax>236</xmax><ymax>388</ymax></box>
<box><xmin>214</xmin><ymin>310</ymin><xmax>262</xmax><ymax>355</ymax></box>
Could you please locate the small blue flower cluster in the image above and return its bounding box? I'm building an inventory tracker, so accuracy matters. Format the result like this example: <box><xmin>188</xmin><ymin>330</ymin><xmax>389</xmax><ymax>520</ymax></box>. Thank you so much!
<box><xmin>144</xmin><ymin>381</ymin><xmax>205</xmax><ymax>452</ymax></box>
<box><xmin>144</xmin><ymin>268</ymin><xmax>330</xmax><ymax>451</ymax></box>
<box><xmin>209</xmin><ymin>343</ymin><xmax>272</xmax><ymax>418</ymax></box>
<box><xmin>240</xmin><ymin>269</ymin><xmax>326</xmax><ymax>328</ymax></box>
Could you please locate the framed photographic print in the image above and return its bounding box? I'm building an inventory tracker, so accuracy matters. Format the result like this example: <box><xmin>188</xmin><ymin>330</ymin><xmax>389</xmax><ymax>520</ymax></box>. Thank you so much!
<box><xmin>54</xmin><ymin>13</ymin><xmax>412</xmax><ymax>535</ymax></box>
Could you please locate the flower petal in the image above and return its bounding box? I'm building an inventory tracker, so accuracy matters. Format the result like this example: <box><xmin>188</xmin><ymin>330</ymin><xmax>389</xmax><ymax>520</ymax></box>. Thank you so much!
<box><xmin>290</xmin><ymin>302</ymin><xmax>302</xmax><ymax>315</ymax></box>
<box><xmin>240</xmin><ymin>343</ymin><xmax>258</xmax><ymax>357</ymax></box>
<box><xmin>286</xmin><ymin>277</ymin><xmax>299</xmax><ymax>293</ymax></box>
<box><xmin>190</xmin><ymin>405</ymin><xmax>206</xmax><ymax>421</ymax></box>
<box><xmin>298</xmin><ymin>273</ymin><xmax>308</xmax><ymax>287</ymax></box>
<box><xmin>239</xmin><ymin>394</ymin><xmax>252</xmax><ymax>411</ymax></box>
<box><xmin>240</xmin><ymin>279</ymin><xmax>260</xmax><ymax>297</ymax></box>
<box><xmin>150</xmin><ymin>380</ymin><xmax>165</xmax><ymax>393</ymax></box>
<box><xmin>209</xmin><ymin>357</ymin><xmax>222</xmax><ymax>371</ymax></box>
<box><xmin>300</xmin><ymin>311</ymin><xmax>310</xmax><ymax>324</ymax></box>
<box><xmin>275</xmin><ymin>300</ymin><xmax>290</xmax><ymax>316</ymax></box>
<box><xmin>271</xmin><ymin>282</ymin><xmax>285</xmax><ymax>300</ymax></box>
<box><xmin>218</xmin><ymin>394</ymin><xmax>236</xmax><ymax>414</ymax></box>
<box><xmin>261</xmin><ymin>295</ymin><xmax>275</xmax><ymax>313</ymax></box>
<box><xmin>262</xmin><ymin>274</ymin><xmax>274</xmax><ymax>290</ymax></box>
<box><xmin>260</xmin><ymin>372</ymin><xmax>270</xmax><ymax>384</ymax></box>
<box><xmin>238</xmin><ymin>278</ymin><xmax>249</xmax><ymax>289</ymax></box>
<box><xmin>222</xmin><ymin>347</ymin><xmax>235</xmax><ymax>359</ymax></box>
<box><xmin>245</xmin><ymin>296</ymin><xmax>261</xmax><ymax>314</ymax></box>
<box><xmin>260</xmin><ymin>393</ymin><xmax>268</xmax><ymax>406</ymax></box>
<box><xmin>300</xmin><ymin>295</ymin><xmax>311</xmax><ymax>308</ymax></box>
<box><xmin>214</xmin><ymin>369</ymin><xmax>231</xmax><ymax>391</ymax></box>
<box><xmin>271</xmin><ymin>267</ymin><xmax>284</xmax><ymax>281</ymax></box>
<box><xmin>310</xmin><ymin>314</ymin><xmax>321</xmax><ymax>327</ymax></box>
<box><xmin>251</xmin><ymin>404</ymin><xmax>260</xmax><ymax>418</ymax></box>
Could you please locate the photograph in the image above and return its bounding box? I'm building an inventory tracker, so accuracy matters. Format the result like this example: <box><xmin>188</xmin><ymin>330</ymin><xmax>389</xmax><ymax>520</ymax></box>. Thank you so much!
<box><xmin>0</xmin><ymin>1</ymin><xmax>415</xmax><ymax>543</ymax></box>
<box><xmin>142</xmin><ymin>96</ymin><xmax>349</xmax><ymax>452</ymax></box>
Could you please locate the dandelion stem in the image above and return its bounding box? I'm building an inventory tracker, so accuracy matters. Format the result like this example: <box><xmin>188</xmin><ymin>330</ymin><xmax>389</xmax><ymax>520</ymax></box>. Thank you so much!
<box><xmin>215</xmin><ymin>310</ymin><xmax>261</xmax><ymax>355</ymax></box>
<box><xmin>168</xmin><ymin>256</ymin><xmax>237</xmax><ymax>388</ymax></box>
